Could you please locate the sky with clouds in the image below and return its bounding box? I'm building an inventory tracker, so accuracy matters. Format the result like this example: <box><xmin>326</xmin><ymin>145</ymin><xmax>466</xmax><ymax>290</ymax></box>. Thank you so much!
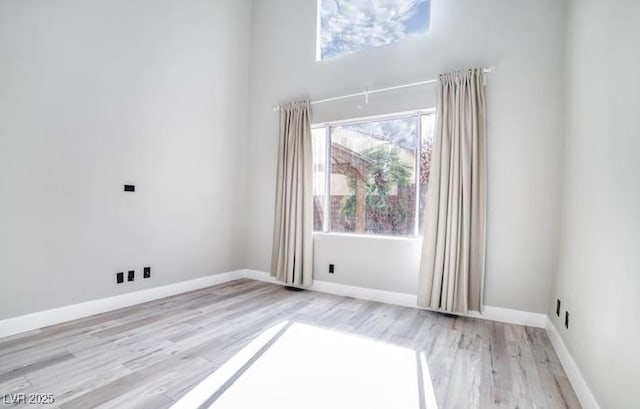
<box><xmin>342</xmin><ymin>117</ymin><xmax>418</xmax><ymax>149</ymax></box>
<box><xmin>320</xmin><ymin>0</ymin><xmax>430</xmax><ymax>60</ymax></box>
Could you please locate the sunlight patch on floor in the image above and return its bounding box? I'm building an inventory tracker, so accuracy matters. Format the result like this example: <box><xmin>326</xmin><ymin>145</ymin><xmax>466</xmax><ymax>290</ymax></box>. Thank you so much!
<box><xmin>171</xmin><ymin>321</ymin><xmax>438</xmax><ymax>409</ymax></box>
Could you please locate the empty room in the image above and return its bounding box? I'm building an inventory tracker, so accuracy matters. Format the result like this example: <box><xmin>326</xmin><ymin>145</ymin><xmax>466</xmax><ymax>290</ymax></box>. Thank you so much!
<box><xmin>0</xmin><ymin>0</ymin><xmax>638</xmax><ymax>408</ymax></box>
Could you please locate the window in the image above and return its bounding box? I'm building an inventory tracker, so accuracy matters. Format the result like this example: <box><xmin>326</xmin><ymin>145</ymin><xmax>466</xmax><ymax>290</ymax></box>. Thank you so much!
<box><xmin>317</xmin><ymin>0</ymin><xmax>431</xmax><ymax>60</ymax></box>
<box><xmin>313</xmin><ymin>111</ymin><xmax>435</xmax><ymax>237</ymax></box>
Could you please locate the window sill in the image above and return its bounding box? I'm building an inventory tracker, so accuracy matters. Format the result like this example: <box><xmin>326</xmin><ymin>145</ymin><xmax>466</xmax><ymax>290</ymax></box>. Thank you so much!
<box><xmin>313</xmin><ymin>231</ymin><xmax>421</xmax><ymax>242</ymax></box>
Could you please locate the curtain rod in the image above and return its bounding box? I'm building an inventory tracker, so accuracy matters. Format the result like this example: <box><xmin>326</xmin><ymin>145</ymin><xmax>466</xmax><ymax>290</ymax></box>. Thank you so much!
<box><xmin>272</xmin><ymin>67</ymin><xmax>495</xmax><ymax>112</ymax></box>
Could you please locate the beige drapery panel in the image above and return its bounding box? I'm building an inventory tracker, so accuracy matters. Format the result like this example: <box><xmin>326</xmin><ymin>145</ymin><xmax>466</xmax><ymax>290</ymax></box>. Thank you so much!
<box><xmin>270</xmin><ymin>99</ymin><xmax>313</xmax><ymax>286</ymax></box>
<box><xmin>418</xmin><ymin>68</ymin><xmax>487</xmax><ymax>314</ymax></box>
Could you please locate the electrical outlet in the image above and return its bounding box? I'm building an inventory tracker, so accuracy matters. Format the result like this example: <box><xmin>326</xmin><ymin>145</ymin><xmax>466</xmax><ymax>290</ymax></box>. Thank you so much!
<box><xmin>565</xmin><ymin>311</ymin><xmax>570</xmax><ymax>329</ymax></box>
<box><xmin>329</xmin><ymin>264</ymin><xmax>335</xmax><ymax>274</ymax></box>
<box><xmin>143</xmin><ymin>266</ymin><xmax>151</xmax><ymax>279</ymax></box>
<box><xmin>556</xmin><ymin>299</ymin><xmax>561</xmax><ymax>317</ymax></box>
<box><xmin>116</xmin><ymin>272</ymin><xmax>124</xmax><ymax>284</ymax></box>
<box><xmin>124</xmin><ymin>184</ymin><xmax>135</xmax><ymax>192</ymax></box>
<box><xmin>128</xmin><ymin>270</ymin><xmax>135</xmax><ymax>282</ymax></box>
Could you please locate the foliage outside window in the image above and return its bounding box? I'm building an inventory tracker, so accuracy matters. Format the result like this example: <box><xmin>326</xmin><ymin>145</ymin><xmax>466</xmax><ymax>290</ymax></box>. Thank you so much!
<box><xmin>312</xmin><ymin>112</ymin><xmax>434</xmax><ymax>237</ymax></box>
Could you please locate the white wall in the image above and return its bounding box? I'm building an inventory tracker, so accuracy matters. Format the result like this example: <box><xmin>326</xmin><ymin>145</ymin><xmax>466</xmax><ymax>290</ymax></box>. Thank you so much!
<box><xmin>550</xmin><ymin>1</ymin><xmax>640</xmax><ymax>408</ymax></box>
<box><xmin>0</xmin><ymin>0</ymin><xmax>252</xmax><ymax>319</ymax></box>
<box><xmin>246</xmin><ymin>0</ymin><xmax>567</xmax><ymax>312</ymax></box>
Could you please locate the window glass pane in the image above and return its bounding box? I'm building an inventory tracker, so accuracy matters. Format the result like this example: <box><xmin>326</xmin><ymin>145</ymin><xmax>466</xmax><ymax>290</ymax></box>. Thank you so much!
<box><xmin>329</xmin><ymin>117</ymin><xmax>418</xmax><ymax>236</ymax></box>
<box><xmin>418</xmin><ymin>114</ymin><xmax>435</xmax><ymax>232</ymax></box>
<box><xmin>319</xmin><ymin>0</ymin><xmax>431</xmax><ymax>60</ymax></box>
<box><xmin>312</xmin><ymin>127</ymin><xmax>327</xmax><ymax>231</ymax></box>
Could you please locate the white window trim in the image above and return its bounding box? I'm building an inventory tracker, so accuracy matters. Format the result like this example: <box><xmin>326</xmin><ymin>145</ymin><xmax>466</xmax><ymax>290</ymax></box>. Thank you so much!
<box><xmin>312</xmin><ymin>108</ymin><xmax>435</xmax><ymax>129</ymax></box>
<box><xmin>314</xmin><ymin>0</ymin><xmax>322</xmax><ymax>62</ymax></box>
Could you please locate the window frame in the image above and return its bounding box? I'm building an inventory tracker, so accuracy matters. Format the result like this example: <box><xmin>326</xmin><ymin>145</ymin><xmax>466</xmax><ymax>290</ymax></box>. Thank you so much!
<box><xmin>312</xmin><ymin>108</ymin><xmax>435</xmax><ymax>239</ymax></box>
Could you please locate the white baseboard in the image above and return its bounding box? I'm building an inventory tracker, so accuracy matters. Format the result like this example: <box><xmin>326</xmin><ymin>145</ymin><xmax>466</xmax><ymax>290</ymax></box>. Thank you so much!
<box><xmin>0</xmin><ymin>270</ymin><xmax>245</xmax><ymax>339</ymax></box>
<box><xmin>0</xmin><ymin>268</ymin><xmax>547</xmax><ymax>340</ymax></box>
<box><xmin>545</xmin><ymin>317</ymin><xmax>601</xmax><ymax>409</ymax></box>
<box><xmin>243</xmin><ymin>269</ymin><xmax>546</xmax><ymax>328</ymax></box>
<box><xmin>243</xmin><ymin>269</ymin><xmax>417</xmax><ymax>308</ymax></box>
<box><xmin>469</xmin><ymin>306</ymin><xmax>547</xmax><ymax>328</ymax></box>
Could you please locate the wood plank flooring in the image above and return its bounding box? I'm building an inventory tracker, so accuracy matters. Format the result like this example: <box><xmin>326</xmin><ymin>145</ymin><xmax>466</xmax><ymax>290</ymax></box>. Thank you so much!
<box><xmin>0</xmin><ymin>279</ymin><xmax>581</xmax><ymax>409</ymax></box>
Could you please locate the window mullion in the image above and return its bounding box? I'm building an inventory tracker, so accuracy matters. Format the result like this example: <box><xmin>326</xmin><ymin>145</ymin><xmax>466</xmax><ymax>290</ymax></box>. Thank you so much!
<box><xmin>414</xmin><ymin>115</ymin><xmax>422</xmax><ymax>238</ymax></box>
<box><xmin>324</xmin><ymin>125</ymin><xmax>331</xmax><ymax>233</ymax></box>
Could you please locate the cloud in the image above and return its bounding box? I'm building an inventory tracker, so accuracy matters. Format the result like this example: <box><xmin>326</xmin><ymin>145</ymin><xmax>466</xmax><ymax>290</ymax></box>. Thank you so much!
<box><xmin>344</xmin><ymin>117</ymin><xmax>418</xmax><ymax>149</ymax></box>
<box><xmin>320</xmin><ymin>0</ymin><xmax>430</xmax><ymax>59</ymax></box>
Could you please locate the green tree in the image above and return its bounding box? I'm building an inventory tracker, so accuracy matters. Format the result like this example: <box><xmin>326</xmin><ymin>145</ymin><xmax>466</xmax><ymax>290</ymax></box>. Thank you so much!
<box><xmin>341</xmin><ymin>146</ymin><xmax>412</xmax><ymax>234</ymax></box>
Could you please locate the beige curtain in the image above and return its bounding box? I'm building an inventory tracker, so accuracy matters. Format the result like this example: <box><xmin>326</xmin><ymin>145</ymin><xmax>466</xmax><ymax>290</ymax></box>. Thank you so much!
<box><xmin>270</xmin><ymin>99</ymin><xmax>313</xmax><ymax>286</ymax></box>
<box><xmin>418</xmin><ymin>68</ymin><xmax>487</xmax><ymax>314</ymax></box>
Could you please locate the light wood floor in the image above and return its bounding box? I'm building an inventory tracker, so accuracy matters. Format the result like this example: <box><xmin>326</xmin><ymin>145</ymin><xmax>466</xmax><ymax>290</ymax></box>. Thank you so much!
<box><xmin>0</xmin><ymin>279</ymin><xmax>581</xmax><ymax>409</ymax></box>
